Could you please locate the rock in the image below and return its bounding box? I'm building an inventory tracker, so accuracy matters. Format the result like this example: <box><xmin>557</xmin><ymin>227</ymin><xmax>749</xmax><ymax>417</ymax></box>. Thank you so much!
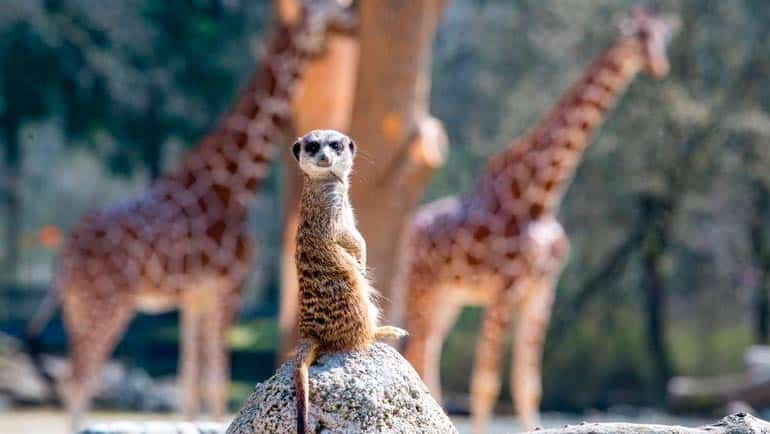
<box><xmin>226</xmin><ymin>343</ymin><xmax>457</xmax><ymax>434</ymax></box>
<box><xmin>518</xmin><ymin>413</ymin><xmax>770</xmax><ymax>434</ymax></box>
<box><xmin>745</xmin><ymin>345</ymin><xmax>770</xmax><ymax>372</ymax></box>
<box><xmin>0</xmin><ymin>332</ymin><xmax>53</xmax><ymax>404</ymax></box>
<box><xmin>0</xmin><ymin>393</ymin><xmax>11</xmax><ymax>410</ymax></box>
<box><xmin>0</xmin><ymin>331</ymin><xmax>176</xmax><ymax>411</ymax></box>
<box><xmin>669</xmin><ymin>345</ymin><xmax>770</xmax><ymax>414</ymax></box>
<box><xmin>93</xmin><ymin>364</ymin><xmax>177</xmax><ymax>412</ymax></box>
<box><xmin>78</xmin><ymin>421</ymin><xmax>227</xmax><ymax>434</ymax></box>
<box><xmin>724</xmin><ymin>401</ymin><xmax>756</xmax><ymax>416</ymax></box>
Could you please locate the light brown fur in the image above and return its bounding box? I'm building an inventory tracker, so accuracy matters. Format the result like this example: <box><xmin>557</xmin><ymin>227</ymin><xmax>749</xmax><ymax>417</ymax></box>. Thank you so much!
<box><xmin>290</xmin><ymin>130</ymin><xmax>405</xmax><ymax>433</ymax></box>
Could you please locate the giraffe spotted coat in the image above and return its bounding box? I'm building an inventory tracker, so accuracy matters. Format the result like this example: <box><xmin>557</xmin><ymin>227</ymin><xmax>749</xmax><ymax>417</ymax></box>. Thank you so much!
<box><xmin>401</xmin><ymin>9</ymin><xmax>675</xmax><ymax>433</ymax></box>
<box><xmin>49</xmin><ymin>1</ymin><xmax>355</xmax><ymax>428</ymax></box>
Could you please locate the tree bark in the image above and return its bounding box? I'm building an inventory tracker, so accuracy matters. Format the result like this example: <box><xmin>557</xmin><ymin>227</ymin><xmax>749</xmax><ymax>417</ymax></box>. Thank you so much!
<box><xmin>276</xmin><ymin>0</ymin><xmax>360</xmax><ymax>362</ymax></box>
<box><xmin>347</xmin><ymin>0</ymin><xmax>448</xmax><ymax>326</ymax></box>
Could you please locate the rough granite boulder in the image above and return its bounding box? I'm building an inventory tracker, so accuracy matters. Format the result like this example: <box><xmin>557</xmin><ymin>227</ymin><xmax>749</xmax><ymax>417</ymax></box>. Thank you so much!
<box><xmin>518</xmin><ymin>413</ymin><xmax>770</xmax><ymax>434</ymax></box>
<box><xmin>79</xmin><ymin>422</ymin><xmax>226</xmax><ymax>434</ymax></box>
<box><xmin>0</xmin><ymin>331</ymin><xmax>176</xmax><ymax>411</ymax></box>
<box><xmin>226</xmin><ymin>343</ymin><xmax>457</xmax><ymax>434</ymax></box>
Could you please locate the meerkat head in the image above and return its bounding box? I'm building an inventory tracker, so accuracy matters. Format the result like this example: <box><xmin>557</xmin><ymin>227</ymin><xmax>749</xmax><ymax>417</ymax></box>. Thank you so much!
<box><xmin>292</xmin><ymin>129</ymin><xmax>356</xmax><ymax>182</ymax></box>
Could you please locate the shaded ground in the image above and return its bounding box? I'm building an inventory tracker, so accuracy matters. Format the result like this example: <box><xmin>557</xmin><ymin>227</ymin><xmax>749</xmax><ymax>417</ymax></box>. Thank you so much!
<box><xmin>0</xmin><ymin>409</ymin><xmax>714</xmax><ymax>434</ymax></box>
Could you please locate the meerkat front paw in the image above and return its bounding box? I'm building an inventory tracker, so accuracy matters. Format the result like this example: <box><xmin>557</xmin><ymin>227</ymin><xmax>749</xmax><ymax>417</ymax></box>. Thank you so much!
<box><xmin>375</xmin><ymin>325</ymin><xmax>408</xmax><ymax>340</ymax></box>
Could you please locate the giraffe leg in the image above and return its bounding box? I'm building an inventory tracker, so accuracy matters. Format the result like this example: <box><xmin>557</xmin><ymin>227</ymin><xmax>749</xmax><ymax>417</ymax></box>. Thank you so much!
<box><xmin>470</xmin><ymin>285</ymin><xmax>523</xmax><ymax>434</ymax></box>
<box><xmin>180</xmin><ymin>289</ymin><xmax>205</xmax><ymax>419</ymax></box>
<box><xmin>510</xmin><ymin>276</ymin><xmax>557</xmax><ymax>430</ymax></box>
<box><xmin>426</xmin><ymin>297</ymin><xmax>462</xmax><ymax>402</ymax></box>
<box><xmin>403</xmin><ymin>319</ymin><xmax>430</xmax><ymax>386</ymax></box>
<box><xmin>60</xmin><ymin>282</ymin><xmax>136</xmax><ymax>431</ymax></box>
<box><xmin>421</xmin><ymin>296</ymin><xmax>461</xmax><ymax>402</ymax></box>
<box><xmin>403</xmin><ymin>275</ymin><xmax>457</xmax><ymax>401</ymax></box>
<box><xmin>202</xmin><ymin>286</ymin><xmax>239</xmax><ymax>419</ymax></box>
<box><xmin>402</xmin><ymin>276</ymin><xmax>432</xmax><ymax>377</ymax></box>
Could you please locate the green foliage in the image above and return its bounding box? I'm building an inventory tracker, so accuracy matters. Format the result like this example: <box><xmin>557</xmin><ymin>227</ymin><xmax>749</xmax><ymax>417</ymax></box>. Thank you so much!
<box><xmin>229</xmin><ymin>318</ymin><xmax>280</xmax><ymax>352</ymax></box>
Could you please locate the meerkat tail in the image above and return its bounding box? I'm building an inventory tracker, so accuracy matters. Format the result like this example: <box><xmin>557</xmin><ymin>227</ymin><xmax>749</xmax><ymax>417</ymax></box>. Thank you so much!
<box><xmin>375</xmin><ymin>325</ymin><xmax>408</xmax><ymax>340</ymax></box>
<box><xmin>294</xmin><ymin>341</ymin><xmax>319</xmax><ymax>434</ymax></box>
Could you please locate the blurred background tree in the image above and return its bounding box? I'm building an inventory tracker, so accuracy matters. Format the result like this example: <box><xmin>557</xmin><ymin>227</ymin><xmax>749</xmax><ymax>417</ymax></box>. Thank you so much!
<box><xmin>1</xmin><ymin>0</ymin><xmax>769</xmax><ymax>415</ymax></box>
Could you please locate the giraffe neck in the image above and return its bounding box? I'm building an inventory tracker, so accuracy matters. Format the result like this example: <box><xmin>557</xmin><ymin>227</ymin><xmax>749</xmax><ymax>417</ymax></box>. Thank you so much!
<box><xmin>486</xmin><ymin>37</ymin><xmax>646</xmax><ymax>220</ymax></box>
<box><xmin>167</xmin><ymin>19</ymin><xmax>321</xmax><ymax>211</ymax></box>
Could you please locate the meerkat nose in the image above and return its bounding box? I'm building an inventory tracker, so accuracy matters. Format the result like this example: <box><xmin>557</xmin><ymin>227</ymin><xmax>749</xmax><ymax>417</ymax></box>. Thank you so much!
<box><xmin>317</xmin><ymin>154</ymin><xmax>331</xmax><ymax>167</ymax></box>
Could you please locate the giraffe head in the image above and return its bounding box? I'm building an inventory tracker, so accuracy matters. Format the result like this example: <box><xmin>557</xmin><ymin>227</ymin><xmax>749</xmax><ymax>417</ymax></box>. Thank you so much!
<box><xmin>293</xmin><ymin>0</ymin><xmax>358</xmax><ymax>54</ymax></box>
<box><xmin>620</xmin><ymin>7</ymin><xmax>678</xmax><ymax>78</ymax></box>
<box><xmin>292</xmin><ymin>129</ymin><xmax>356</xmax><ymax>182</ymax></box>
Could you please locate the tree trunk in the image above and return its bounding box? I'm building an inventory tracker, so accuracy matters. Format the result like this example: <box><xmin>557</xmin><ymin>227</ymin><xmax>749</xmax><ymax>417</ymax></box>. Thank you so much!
<box><xmin>1</xmin><ymin>114</ymin><xmax>21</xmax><ymax>282</ymax></box>
<box><xmin>639</xmin><ymin>194</ymin><xmax>674</xmax><ymax>400</ymax></box>
<box><xmin>276</xmin><ymin>0</ymin><xmax>360</xmax><ymax>362</ymax></box>
<box><xmin>348</xmin><ymin>0</ymin><xmax>448</xmax><ymax>326</ymax></box>
<box><xmin>751</xmin><ymin>181</ymin><xmax>770</xmax><ymax>344</ymax></box>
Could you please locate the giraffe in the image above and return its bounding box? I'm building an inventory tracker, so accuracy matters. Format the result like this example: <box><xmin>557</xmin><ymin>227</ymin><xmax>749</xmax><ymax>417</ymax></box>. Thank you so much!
<box><xmin>28</xmin><ymin>0</ymin><xmax>355</xmax><ymax>428</ymax></box>
<box><xmin>401</xmin><ymin>9</ymin><xmax>675</xmax><ymax>433</ymax></box>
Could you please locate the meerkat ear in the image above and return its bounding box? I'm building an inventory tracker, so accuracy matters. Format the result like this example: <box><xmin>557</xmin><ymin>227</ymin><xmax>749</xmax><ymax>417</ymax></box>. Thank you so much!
<box><xmin>348</xmin><ymin>140</ymin><xmax>356</xmax><ymax>156</ymax></box>
<box><xmin>292</xmin><ymin>141</ymin><xmax>301</xmax><ymax>161</ymax></box>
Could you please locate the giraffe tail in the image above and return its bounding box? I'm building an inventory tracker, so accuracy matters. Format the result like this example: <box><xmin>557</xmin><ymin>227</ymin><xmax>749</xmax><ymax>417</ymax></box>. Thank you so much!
<box><xmin>294</xmin><ymin>341</ymin><xmax>318</xmax><ymax>434</ymax></box>
<box><xmin>24</xmin><ymin>284</ymin><xmax>60</xmax><ymax>401</ymax></box>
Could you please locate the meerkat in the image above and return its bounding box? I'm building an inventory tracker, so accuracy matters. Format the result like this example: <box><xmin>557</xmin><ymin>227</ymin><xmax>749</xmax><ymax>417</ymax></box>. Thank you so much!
<box><xmin>290</xmin><ymin>129</ymin><xmax>406</xmax><ymax>433</ymax></box>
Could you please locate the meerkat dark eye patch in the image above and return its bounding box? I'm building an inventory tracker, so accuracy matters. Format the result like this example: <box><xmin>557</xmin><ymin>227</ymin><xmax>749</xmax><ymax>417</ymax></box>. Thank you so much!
<box><xmin>304</xmin><ymin>141</ymin><xmax>320</xmax><ymax>155</ymax></box>
<box><xmin>328</xmin><ymin>141</ymin><xmax>341</xmax><ymax>153</ymax></box>
<box><xmin>292</xmin><ymin>141</ymin><xmax>301</xmax><ymax>160</ymax></box>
